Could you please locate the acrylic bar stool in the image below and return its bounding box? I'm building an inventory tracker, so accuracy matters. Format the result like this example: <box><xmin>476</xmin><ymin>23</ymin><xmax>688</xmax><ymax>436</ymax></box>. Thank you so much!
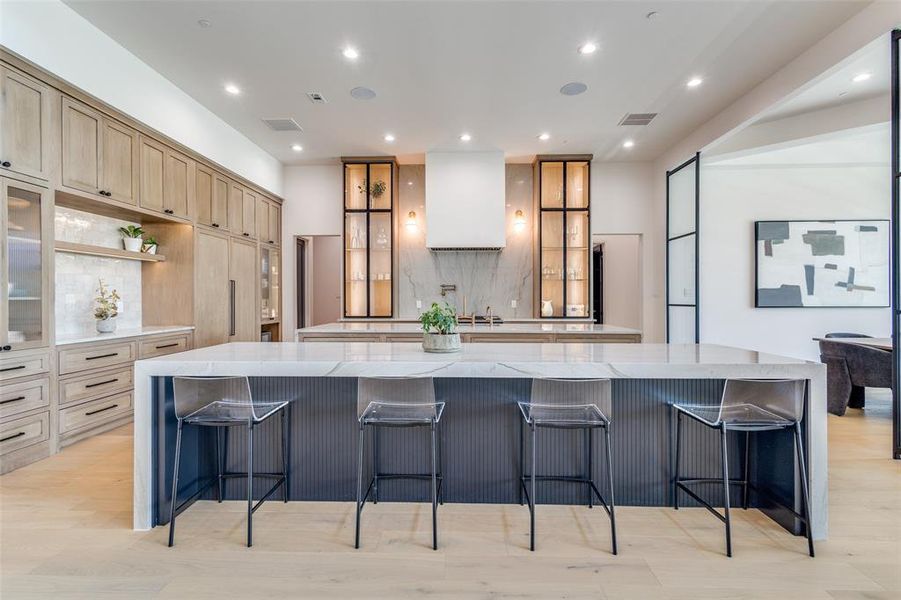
<box><xmin>519</xmin><ymin>378</ymin><xmax>617</xmax><ymax>554</ymax></box>
<box><xmin>354</xmin><ymin>377</ymin><xmax>444</xmax><ymax>550</ymax></box>
<box><xmin>168</xmin><ymin>376</ymin><xmax>290</xmax><ymax>548</ymax></box>
<box><xmin>672</xmin><ymin>378</ymin><xmax>814</xmax><ymax>558</ymax></box>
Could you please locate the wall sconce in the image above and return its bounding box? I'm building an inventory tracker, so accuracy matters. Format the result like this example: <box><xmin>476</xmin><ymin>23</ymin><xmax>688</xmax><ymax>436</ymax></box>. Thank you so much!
<box><xmin>405</xmin><ymin>210</ymin><xmax>418</xmax><ymax>228</ymax></box>
<box><xmin>514</xmin><ymin>209</ymin><xmax>527</xmax><ymax>232</ymax></box>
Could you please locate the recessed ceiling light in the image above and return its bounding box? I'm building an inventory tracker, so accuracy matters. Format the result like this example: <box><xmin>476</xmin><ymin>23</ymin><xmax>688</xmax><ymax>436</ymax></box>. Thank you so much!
<box><xmin>350</xmin><ymin>86</ymin><xmax>376</xmax><ymax>100</ymax></box>
<box><xmin>578</xmin><ymin>42</ymin><xmax>597</xmax><ymax>55</ymax></box>
<box><xmin>538</xmin><ymin>133</ymin><xmax>550</xmax><ymax>141</ymax></box>
<box><xmin>384</xmin><ymin>133</ymin><xmax>395</xmax><ymax>142</ymax></box>
<box><xmin>560</xmin><ymin>82</ymin><xmax>588</xmax><ymax>96</ymax></box>
<box><xmin>224</xmin><ymin>83</ymin><xmax>241</xmax><ymax>95</ymax></box>
<box><xmin>342</xmin><ymin>46</ymin><xmax>359</xmax><ymax>60</ymax></box>
<box><xmin>686</xmin><ymin>77</ymin><xmax>703</xmax><ymax>88</ymax></box>
<box><xmin>460</xmin><ymin>133</ymin><xmax>472</xmax><ymax>142</ymax></box>
<box><xmin>290</xmin><ymin>144</ymin><xmax>303</xmax><ymax>152</ymax></box>
<box><xmin>622</xmin><ymin>140</ymin><xmax>635</xmax><ymax>149</ymax></box>
<box><xmin>852</xmin><ymin>72</ymin><xmax>872</xmax><ymax>83</ymax></box>
<box><xmin>197</xmin><ymin>18</ymin><xmax>212</xmax><ymax>28</ymax></box>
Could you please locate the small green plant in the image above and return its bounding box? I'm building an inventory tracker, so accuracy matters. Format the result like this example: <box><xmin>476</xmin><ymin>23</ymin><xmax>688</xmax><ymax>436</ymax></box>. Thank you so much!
<box><xmin>356</xmin><ymin>180</ymin><xmax>387</xmax><ymax>199</ymax></box>
<box><xmin>118</xmin><ymin>225</ymin><xmax>144</xmax><ymax>239</ymax></box>
<box><xmin>94</xmin><ymin>279</ymin><xmax>121</xmax><ymax>321</ymax></box>
<box><xmin>420</xmin><ymin>302</ymin><xmax>457</xmax><ymax>335</ymax></box>
<box><xmin>142</xmin><ymin>235</ymin><xmax>158</xmax><ymax>249</ymax></box>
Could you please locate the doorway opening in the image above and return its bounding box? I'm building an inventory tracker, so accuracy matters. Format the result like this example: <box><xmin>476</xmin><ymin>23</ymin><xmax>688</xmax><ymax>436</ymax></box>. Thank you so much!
<box><xmin>591</xmin><ymin>234</ymin><xmax>643</xmax><ymax>330</ymax></box>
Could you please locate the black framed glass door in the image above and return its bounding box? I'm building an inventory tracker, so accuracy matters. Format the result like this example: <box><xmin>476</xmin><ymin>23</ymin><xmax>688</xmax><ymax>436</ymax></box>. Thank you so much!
<box><xmin>665</xmin><ymin>153</ymin><xmax>700</xmax><ymax>343</ymax></box>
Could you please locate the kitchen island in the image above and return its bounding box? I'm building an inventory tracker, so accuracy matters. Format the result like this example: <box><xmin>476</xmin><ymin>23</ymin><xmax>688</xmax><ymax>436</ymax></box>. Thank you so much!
<box><xmin>133</xmin><ymin>342</ymin><xmax>827</xmax><ymax>541</ymax></box>
<box><xmin>296</xmin><ymin>321</ymin><xmax>642</xmax><ymax>343</ymax></box>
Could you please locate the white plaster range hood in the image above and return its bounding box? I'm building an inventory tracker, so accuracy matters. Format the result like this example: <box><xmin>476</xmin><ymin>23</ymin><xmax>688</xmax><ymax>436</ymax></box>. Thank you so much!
<box><xmin>425</xmin><ymin>151</ymin><xmax>506</xmax><ymax>251</ymax></box>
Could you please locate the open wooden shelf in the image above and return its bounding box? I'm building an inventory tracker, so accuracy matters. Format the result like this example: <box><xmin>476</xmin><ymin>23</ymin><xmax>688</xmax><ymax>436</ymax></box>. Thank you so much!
<box><xmin>54</xmin><ymin>241</ymin><xmax>166</xmax><ymax>262</ymax></box>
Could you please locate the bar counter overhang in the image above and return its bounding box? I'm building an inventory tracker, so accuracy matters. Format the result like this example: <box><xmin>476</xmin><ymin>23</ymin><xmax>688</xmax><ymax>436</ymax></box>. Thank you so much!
<box><xmin>133</xmin><ymin>342</ymin><xmax>827</xmax><ymax>540</ymax></box>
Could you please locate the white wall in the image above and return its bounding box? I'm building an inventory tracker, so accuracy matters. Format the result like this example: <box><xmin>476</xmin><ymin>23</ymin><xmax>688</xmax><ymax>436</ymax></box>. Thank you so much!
<box><xmin>281</xmin><ymin>166</ymin><xmax>343</xmax><ymax>334</ymax></box>
<box><xmin>593</xmin><ymin>235</ymin><xmax>643</xmax><ymax>331</ymax></box>
<box><xmin>700</xmin><ymin>128</ymin><xmax>891</xmax><ymax>361</ymax></box>
<box><xmin>0</xmin><ymin>0</ymin><xmax>283</xmax><ymax>195</ymax></box>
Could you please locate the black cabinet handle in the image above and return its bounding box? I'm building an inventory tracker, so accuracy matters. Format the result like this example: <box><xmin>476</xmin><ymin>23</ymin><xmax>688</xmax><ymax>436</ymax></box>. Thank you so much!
<box><xmin>0</xmin><ymin>396</ymin><xmax>26</xmax><ymax>405</ymax></box>
<box><xmin>99</xmin><ymin>190</ymin><xmax>111</xmax><ymax>197</ymax></box>
<box><xmin>85</xmin><ymin>404</ymin><xmax>118</xmax><ymax>416</ymax></box>
<box><xmin>229</xmin><ymin>279</ymin><xmax>236</xmax><ymax>336</ymax></box>
<box><xmin>85</xmin><ymin>378</ymin><xmax>119</xmax><ymax>389</ymax></box>
<box><xmin>268</xmin><ymin>240</ymin><xmax>274</xmax><ymax>244</ymax></box>
<box><xmin>0</xmin><ymin>365</ymin><xmax>26</xmax><ymax>373</ymax></box>
<box><xmin>0</xmin><ymin>431</ymin><xmax>25</xmax><ymax>443</ymax></box>
<box><xmin>242</xmin><ymin>232</ymin><xmax>249</xmax><ymax>237</ymax></box>
<box><xmin>1</xmin><ymin>161</ymin><xmax>11</xmax><ymax>168</ymax></box>
<box><xmin>85</xmin><ymin>352</ymin><xmax>118</xmax><ymax>361</ymax></box>
<box><xmin>1</xmin><ymin>345</ymin><xmax>12</xmax><ymax>352</ymax></box>
<box><xmin>155</xmin><ymin>343</ymin><xmax>179</xmax><ymax>349</ymax></box>
<box><xmin>212</xmin><ymin>223</ymin><xmax>219</xmax><ymax>228</ymax></box>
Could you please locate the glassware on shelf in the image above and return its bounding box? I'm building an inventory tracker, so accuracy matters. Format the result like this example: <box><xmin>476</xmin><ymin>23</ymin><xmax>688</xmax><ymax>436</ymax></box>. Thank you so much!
<box><xmin>375</xmin><ymin>226</ymin><xmax>388</xmax><ymax>249</ymax></box>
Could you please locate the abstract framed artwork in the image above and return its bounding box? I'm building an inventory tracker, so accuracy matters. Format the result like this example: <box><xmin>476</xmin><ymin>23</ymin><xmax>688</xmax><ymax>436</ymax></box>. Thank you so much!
<box><xmin>755</xmin><ymin>220</ymin><xmax>890</xmax><ymax>308</ymax></box>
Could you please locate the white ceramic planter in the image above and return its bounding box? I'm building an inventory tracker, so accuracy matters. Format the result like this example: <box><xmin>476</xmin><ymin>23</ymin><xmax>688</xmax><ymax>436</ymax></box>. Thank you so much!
<box><xmin>96</xmin><ymin>318</ymin><xmax>117</xmax><ymax>333</ymax></box>
<box><xmin>422</xmin><ymin>332</ymin><xmax>461</xmax><ymax>353</ymax></box>
<box><xmin>143</xmin><ymin>244</ymin><xmax>158</xmax><ymax>255</ymax></box>
<box><xmin>123</xmin><ymin>238</ymin><xmax>143</xmax><ymax>252</ymax></box>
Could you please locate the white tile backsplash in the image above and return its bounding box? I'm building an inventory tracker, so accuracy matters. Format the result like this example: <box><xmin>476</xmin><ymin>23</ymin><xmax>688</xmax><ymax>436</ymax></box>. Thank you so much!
<box><xmin>55</xmin><ymin>207</ymin><xmax>143</xmax><ymax>336</ymax></box>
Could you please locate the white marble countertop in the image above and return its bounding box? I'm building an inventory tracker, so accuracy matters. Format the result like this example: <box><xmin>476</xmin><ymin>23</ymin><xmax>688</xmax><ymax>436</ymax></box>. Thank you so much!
<box><xmin>298</xmin><ymin>321</ymin><xmax>641</xmax><ymax>336</ymax></box>
<box><xmin>56</xmin><ymin>325</ymin><xmax>195</xmax><ymax>346</ymax></box>
<box><xmin>339</xmin><ymin>318</ymin><xmax>596</xmax><ymax>324</ymax></box>
<box><xmin>136</xmin><ymin>341</ymin><xmax>820</xmax><ymax>380</ymax></box>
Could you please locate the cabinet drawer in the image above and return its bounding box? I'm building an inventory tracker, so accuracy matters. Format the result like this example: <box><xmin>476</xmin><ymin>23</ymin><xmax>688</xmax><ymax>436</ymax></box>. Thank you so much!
<box><xmin>0</xmin><ymin>350</ymin><xmax>51</xmax><ymax>382</ymax></box>
<box><xmin>59</xmin><ymin>392</ymin><xmax>133</xmax><ymax>434</ymax></box>
<box><xmin>0</xmin><ymin>412</ymin><xmax>49</xmax><ymax>456</ymax></box>
<box><xmin>139</xmin><ymin>334</ymin><xmax>190</xmax><ymax>359</ymax></box>
<box><xmin>59</xmin><ymin>341</ymin><xmax>135</xmax><ymax>375</ymax></box>
<box><xmin>0</xmin><ymin>377</ymin><xmax>50</xmax><ymax>420</ymax></box>
<box><xmin>60</xmin><ymin>366</ymin><xmax>133</xmax><ymax>407</ymax></box>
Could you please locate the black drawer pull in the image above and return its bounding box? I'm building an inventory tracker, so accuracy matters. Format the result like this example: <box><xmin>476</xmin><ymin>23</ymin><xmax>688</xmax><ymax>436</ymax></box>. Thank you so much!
<box><xmin>0</xmin><ymin>431</ymin><xmax>25</xmax><ymax>443</ymax></box>
<box><xmin>0</xmin><ymin>396</ymin><xmax>26</xmax><ymax>405</ymax></box>
<box><xmin>0</xmin><ymin>365</ymin><xmax>26</xmax><ymax>373</ymax></box>
<box><xmin>85</xmin><ymin>404</ymin><xmax>118</xmax><ymax>416</ymax></box>
<box><xmin>85</xmin><ymin>378</ymin><xmax>119</xmax><ymax>389</ymax></box>
<box><xmin>212</xmin><ymin>223</ymin><xmax>220</xmax><ymax>228</ymax></box>
<box><xmin>155</xmin><ymin>343</ymin><xmax>179</xmax><ymax>350</ymax></box>
<box><xmin>1</xmin><ymin>161</ymin><xmax>11</xmax><ymax>168</ymax></box>
<box><xmin>85</xmin><ymin>352</ymin><xmax>118</xmax><ymax>361</ymax></box>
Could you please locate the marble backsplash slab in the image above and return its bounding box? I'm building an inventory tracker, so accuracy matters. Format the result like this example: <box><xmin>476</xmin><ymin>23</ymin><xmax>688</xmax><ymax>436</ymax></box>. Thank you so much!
<box><xmin>55</xmin><ymin>207</ymin><xmax>143</xmax><ymax>336</ymax></box>
<box><xmin>397</xmin><ymin>164</ymin><xmax>534</xmax><ymax>319</ymax></box>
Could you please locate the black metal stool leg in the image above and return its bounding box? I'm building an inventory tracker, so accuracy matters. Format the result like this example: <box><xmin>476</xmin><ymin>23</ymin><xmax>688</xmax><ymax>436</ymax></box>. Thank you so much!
<box><xmin>742</xmin><ymin>431</ymin><xmax>751</xmax><ymax>510</ymax></box>
<box><xmin>282</xmin><ymin>406</ymin><xmax>290</xmax><ymax>502</ymax></box>
<box><xmin>216</xmin><ymin>425</ymin><xmax>223</xmax><ymax>503</ymax></box>
<box><xmin>373</xmin><ymin>426</ymin><xmax>379</xmax><ymax>504</ymax></box>
<box><xmin>794</xmin><ymin>422</ymin><xmax>815</xmax><ymax>558</ymax></box>
<box><xmin>247</xmin><ymin>421</ymin><xmax>254</xmax><ymax>548</ymax></box>
<box><xmin>438</xmin><ymin>419</ymin><xmax>444</xmax><ymax>505</ymax></box>
<box><xmin>587</xmin><ymin>427</ymin><xmax>594</xmax><ymax>509</ymax></box>
<box><xmin>605</xmin><ymin>422</ymin><xmax>617</xmax><ymax>555</ymax></box>
<box><xmin>720</xmin><ymin>424</ymin><xmax>732</xmax><ymax>557</ymax></box>
<box><xmin>530</xmin><ymin>422</ymin><xmax>537</xmax><ymax>552</ymax></box>
<box><xmin>673</xmin><ymin>410</ymin><xmax>682</xmax><ymax>510</ymax></box>
<box><xmin>167</xmin><ymin>419</ymin><xmax>184</xmax><ymax>547</ymax></box>
<box><xmin>431</xmin><ymin>420</ymin><xmax>438</xmax><ymax>550</ymax></box>
<box><xmin>518</xmin><ymin>416</ymin><xmax>524</xmax><ymax>506</ymax></box>
<box><xmin>354</xmin><ymin>422</ymin><xmax>365</xmax><ymax>549</ymax></box>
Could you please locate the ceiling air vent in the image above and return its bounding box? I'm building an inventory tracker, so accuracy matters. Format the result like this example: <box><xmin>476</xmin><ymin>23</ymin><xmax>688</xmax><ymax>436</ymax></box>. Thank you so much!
<box><xmin>306</xmin><ymin>92</ymin><xmax>327</xmax><ymax>104</ymax></box>
<box><xmin>261</xmin><ymin>118</ymin><xmax>303</xmax><ymax>132</ymax></box>
<box><xmin>618</xmin><ymin>113</ymin><xmax>657</xmax><ymax>126</ymax></box>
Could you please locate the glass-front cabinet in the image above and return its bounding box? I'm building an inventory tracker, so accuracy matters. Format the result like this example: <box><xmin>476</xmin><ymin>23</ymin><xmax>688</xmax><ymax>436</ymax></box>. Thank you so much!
<box><xmin>260</xmin><ymin>245</ymin><xmax>280</xmax><ymax>323</ymax></box>
<box><xmin>343</xmin><ymin>159</ymin><xmax>394</xmax><ymax>318</ymax></box>
<box><xmin>1</xmin><ymin>177</ymin><xmax>51</xmax><ymax>350</ymax></box>
<box><xmin>536</xmin><ymin>157</ymin><xmax>591</xmax><ymax>318</ymax></box>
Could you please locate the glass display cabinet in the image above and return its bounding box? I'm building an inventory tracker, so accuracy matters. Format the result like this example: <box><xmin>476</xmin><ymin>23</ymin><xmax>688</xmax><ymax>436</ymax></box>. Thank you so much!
<box><xmin>260</xmin><ymin>245</ymin><xmax>280</xmax><ymax>322</ymax></box>
<box><xmin>1</xmin><ymin>177</ymin><xmax>51</xmax><ymax>350</ymax></box>
<box><xmin>343</xmin><ymin>158</ymin><xmax>394</xmax><ymax>318</ymax></box>
<box><xmin>536</xmin><ymin>156</ymin><xmax>591</xmax><ymax>318</ymax></box>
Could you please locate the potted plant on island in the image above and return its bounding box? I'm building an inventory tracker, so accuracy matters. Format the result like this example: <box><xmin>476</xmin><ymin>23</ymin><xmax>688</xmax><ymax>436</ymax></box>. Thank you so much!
<box><xmin>119</xmin><ymin>225</ymin><xmax>144</xmax><ymax>252</ymax></box>
<box><xmin>142</xmin><ymin>235</ymin><xmax>159</xmax><ymax>255</ymax></box>
<box><xmin>420</xmin><ymin>302</ymin><xmax>461</xmax><ymax>353</ymax></box>
<box><xmin>94</xmin><ymin>278</ymin><xmax>121</xmax><ymax>333</ymax></box>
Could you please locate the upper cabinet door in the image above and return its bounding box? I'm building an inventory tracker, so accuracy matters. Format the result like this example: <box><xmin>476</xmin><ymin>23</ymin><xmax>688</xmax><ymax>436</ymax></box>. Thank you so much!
<box><xmin>228</xmin><ymin>182</ymin><xmax>244</xmax><ymax>234</ymax></box>
<box><xmin>211</xmin><ymin>173</ymin><xmax>229</xmax><ymax>231</ymax></box>
<box><xmin>242</xmin><ymin>189</ymin><xmax>256</xmax><ymax>239</ymax></box>
<box><xmin>256</xmin><ymin>196</ymin><xmax>269</xmax><ymax>243</ymax></box>
<box><xmin>0</xmin><ymin>66</ymin><xmax>52</xmax><ymax>181</ymax></box>
<box><xmin>163</xmin><ymin>148</ymin><xmax>192</xmax><ymax>219</ymax></box>
<box><xmin>99</xmin><ymin>118</ymin><xmax>139</xmax><ymax>205</ymax></box>
<box><xmin>194</xmin><ymin>164</ymin><xmax>213</xmax><ymax>226</ymax></box>
<box><xmin>138</xmin><ymin>136</ymin><xmax>165</xmax><ymax>212</ymax></box>
<box><xmin>61</xmin><ymin>97</ymin><xmax>101</xmax><ymax>194</ymax></box>
<box><xmin>268</xmin><ymin>202</ymin><xmax>280</xmax><ymax>246</ymax></box>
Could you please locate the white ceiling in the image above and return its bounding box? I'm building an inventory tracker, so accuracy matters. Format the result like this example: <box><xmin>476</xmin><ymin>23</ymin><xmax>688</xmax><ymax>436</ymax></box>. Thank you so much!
<box><xmin>63</xmin><ymin>0</ymin><xmax>868</xmax><ymax>165</ymax></box>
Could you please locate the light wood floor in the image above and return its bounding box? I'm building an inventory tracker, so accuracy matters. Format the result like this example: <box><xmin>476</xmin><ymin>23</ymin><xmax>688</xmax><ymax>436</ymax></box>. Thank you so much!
<box><xmin>1</xmin><ymin>395</ymin><xmax>899</xmax><ymax>599</ymax></box>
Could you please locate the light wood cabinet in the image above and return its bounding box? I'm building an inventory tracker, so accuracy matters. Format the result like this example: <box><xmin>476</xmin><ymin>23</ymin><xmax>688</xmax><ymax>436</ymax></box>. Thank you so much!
<box><xmin>211</xmin><ymin>173</ymin><xmax>229</xmax><ymax>231</ymax></box>
<box><xmin>242</xmin><ymin>190</ymin><xmax>257</xmax><ymax>240</ymax></box>
<box><xmin>138</xmin><ymin>135</ymin><xmax>165</xmax><ymax>212</ymax></box>
<box><xmin>257</xmin><ymin>198</ymin><xmax>281</xmax><ymax>246</ymax></box>
<box><xmin>269</xmin><ymin>201</ymin><xmax>280</xmax><ymax>246</ymax></box>
<box><xmin>229</xmin><ymin>237</ymin><xmax>258</xmax><ymax>341</ymax></box>
<box><xmin>228</xmin><ymin>182</ymin><xmax>256</xmax><ymax>239</ymax></box>
<box><xmin>195</xmin><ymin>165</ymin><xmax>229</xmax><ymax>230</ymax></box>
<box><xmin>0</xmin><ymin>65</ymin><xmax>52</xmax><ymax>181</ymax></box>
<box><xmin>194</xmin><ymin>229</ymin><xmax>230</xmax><ymax>348</ymax></box>
<box><xmin>99</xmin><ymin>118</ymin><xmax>139</xmax><ymax>205</ymax></box>
<box><xmin>164</xmin><ymin>148</ymin><xmax>192</xmax><ymax>219</ymax></box>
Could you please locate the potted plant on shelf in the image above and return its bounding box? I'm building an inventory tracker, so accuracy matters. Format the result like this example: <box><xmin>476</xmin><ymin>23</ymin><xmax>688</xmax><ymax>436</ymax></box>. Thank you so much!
<box><xmin>118</xmin><ymin>225</ymin><xmax>144</xmax><ymax>252</ymax></box>
<box><xmin>142</xmin><ymin>235</ymin><xmax>159</xmax><ymax>255</ymax></box>
<box><xmin>94</xmin><ymin>278</ymin><xmax>121</xmax><ymax>333</ymax></box>
<box><xmin>420</xmin><ymin>302</ymin><xmax>461</xmax><ymax>353</ymax></box>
